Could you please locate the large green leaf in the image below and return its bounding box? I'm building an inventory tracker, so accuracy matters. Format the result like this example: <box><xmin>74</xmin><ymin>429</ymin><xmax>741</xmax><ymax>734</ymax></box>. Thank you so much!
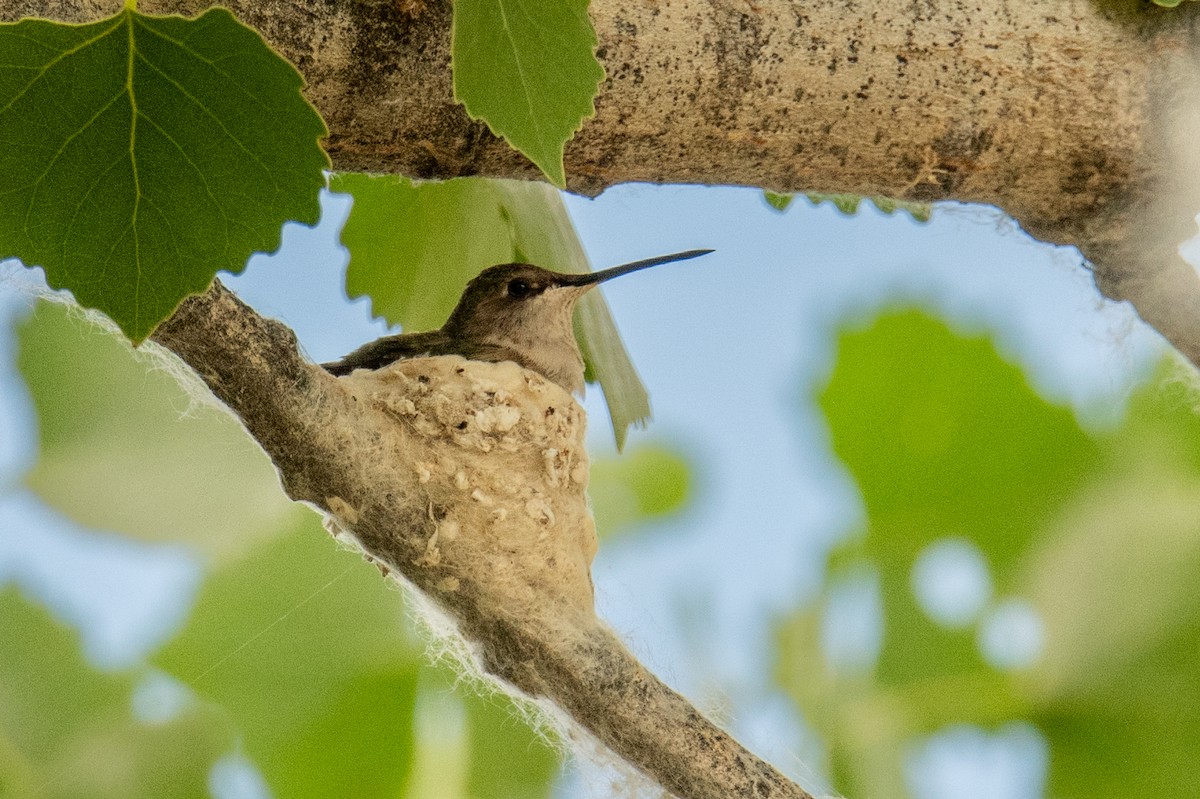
<box><xmin>0</xmin><ymin>589</ymin><xmax>232</xmax><ymax>799</ymax></box>
<box><xmin>451</xmin><ymin>0</ymin><xmax>603</xmax><ymax>186</ymax></box>
<box><xmin>328</xmin><ymin>173</ymin><xmax>651</xmax><ymax>448</ymax></box>
<box><xmin>17</xmin><ymin>300</ymin><xmax>297</xmax><ymax>562</ymax></box>
<box><xmin>0</xmin><ymin>8</ymin><xmax>328</xmax><ymax>341</ymax></box>
<box><xmin>153</xmin><ymin>515</ymin><xmax>422</xmax><ymax>799</ymax></box>
<box><xmin>819</xmin><ymin>312</ymin><xmax>1098</xmax><ymax>688</ymax></box>
<box><xmin>776</xmin><ymin>311</ymin><xmax>1200</xmax><ymax>799</ymax></box>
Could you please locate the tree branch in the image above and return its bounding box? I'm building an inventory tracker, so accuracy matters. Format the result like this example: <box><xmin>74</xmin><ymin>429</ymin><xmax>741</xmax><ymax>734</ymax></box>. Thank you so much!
<box><xmin>151</xmin><ymin>281</ymin><xmax>814</xmax><ymax>799</ymax></box>
<box><xmin>15</xmin><ymin>0</ymin><xmax>1200</xmax><ymax>367</ymax></box>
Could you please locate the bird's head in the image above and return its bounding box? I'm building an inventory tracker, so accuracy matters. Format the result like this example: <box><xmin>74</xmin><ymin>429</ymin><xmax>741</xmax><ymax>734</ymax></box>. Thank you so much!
<box><xmin>443</xmin><ymin>249</ymin><xmax>714</xmax><ymax>344</ymax></box>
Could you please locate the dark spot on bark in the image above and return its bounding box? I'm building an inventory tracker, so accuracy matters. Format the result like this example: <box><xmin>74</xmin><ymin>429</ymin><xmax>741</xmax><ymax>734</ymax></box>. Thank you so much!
<box><xmin>924</xmin><ymin>126</ymin><xmax>994</xmax><ymax>194</ymax></box>
<box><xmin>704</xmin><ymin>6</ymin><xmax>766</xmax><ymax>126</ymax></box>
<box><xmin>1061</xmin><ymin>146</ymin><xmax>1121</xmax><ymax>201</ymax></box>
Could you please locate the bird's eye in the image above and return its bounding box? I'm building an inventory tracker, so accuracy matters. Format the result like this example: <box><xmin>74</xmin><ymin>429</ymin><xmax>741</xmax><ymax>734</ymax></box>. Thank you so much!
<box><xmin>507</xmin><ymin>279</ymin><xmax>532</xmax><ymax>299</ymax></box>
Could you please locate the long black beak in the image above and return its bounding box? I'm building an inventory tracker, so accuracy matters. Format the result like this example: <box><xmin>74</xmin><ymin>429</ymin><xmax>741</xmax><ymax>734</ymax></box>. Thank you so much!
<box><xmin>556</xmin><ymin>249</ymin><xmax>714</xmax><ymax>288</ymax></box>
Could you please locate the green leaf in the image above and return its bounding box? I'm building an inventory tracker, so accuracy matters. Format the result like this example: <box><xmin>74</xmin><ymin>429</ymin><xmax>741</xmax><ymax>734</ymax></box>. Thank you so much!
<box><xmin>789</xmin><ymin>311</ymin><xmax>1098</xmax><ymax>794</ymax></box>
<box><xmin>451</xmin><ymin>0</ymin><xmax>603</xmax><ymax>186</ymax></box>
<box><xmin>589</xmin><ymin>444</ymin><xmax>693</xmax><ymax>539</ymax></box>
<box><xmin>402</xmin><ymin>671</ymin><xmax>560</xmax><ymax>799</ymax></box>
<box><xmin>328</xmin><ymin>173</ymin><xmax>651</xmax><ymax>448</ymax></box>
<box><xmin>17</xmin><ymin>300</ymin><xmax>297</xmax><ymax>562</ymax></box>
<box><xmin>819</xmin><ymin>312</ymin><xmax>1098</xmax><ymax>605</ymax></box>
<box><xmin>805</xmin><ymin>193</ymin><xmax>931</xmax><ymax>223</ymax></box>
<box><xmin>462</xmin><ymin>693</ymin><xmax>559</xmax><ymax>799</ymax></box>
<box><xmin>0</xmin><ymin>8</ymin><xmax>328</xmax><ymax>341</ymax></box>
<box><xmin>807</xmin><ymin>193</ymin><xmax>863</xmax><ymax>216</ymax></box>
<box><xmin>869</xmin><ymin>196</ymin><xmax>932</xmax><ymax>223</ymax></box>
<box><xmin>153</xmin><ymin>515</ymin><xmax>422</xmax><ymax>799</ymax></box>
<box><xmin>779</xmin><ymin>312</ymin><xmax>1077</xmax><ymax>791</ymax></box>
<box><xmin>0</xmin><ymin>589</ymin><xmax>233</xmax><ymax>799</ymax></box>
<box><xmin>776</xmin><ymin>312</ymin><xmax>1200</xmax><ymax>799</ymax></box>
<box><xmin>762</xmin><ymin>191</ymin><xmax>794</xmax><ymax>212</ymax></box>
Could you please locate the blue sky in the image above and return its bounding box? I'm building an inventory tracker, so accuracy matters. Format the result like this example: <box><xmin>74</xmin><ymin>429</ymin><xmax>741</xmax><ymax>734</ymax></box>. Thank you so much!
<box><xmin>0</xmin><ymin>183</ymin><xmax>1167</xmax><ymax>797</ymax></box>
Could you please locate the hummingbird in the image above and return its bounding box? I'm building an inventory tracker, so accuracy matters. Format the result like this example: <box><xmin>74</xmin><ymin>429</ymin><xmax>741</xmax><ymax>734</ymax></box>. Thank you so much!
<box><xmin>323</xmin><ymin>249</ymin><xmax>713</xmax><ymax>394</ymax></box>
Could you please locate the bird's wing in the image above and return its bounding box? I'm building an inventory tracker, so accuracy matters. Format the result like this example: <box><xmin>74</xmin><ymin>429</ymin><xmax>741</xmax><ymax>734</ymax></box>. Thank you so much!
<box><xmin>322</xmin><ymin>330</ymin><xmax>455</xmax><ymax>375</ymax></box>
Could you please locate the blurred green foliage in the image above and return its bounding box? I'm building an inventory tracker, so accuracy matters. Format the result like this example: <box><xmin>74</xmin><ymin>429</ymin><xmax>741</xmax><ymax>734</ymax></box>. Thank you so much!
<box><xmin>589</xmin><ymin>445</ymin><xmax>692</xmax><ymax>539</ymax></box>
<box><xmin>777</xmin><ymin>310</ymin><xmax>1200</xmax><ymax>798</ymax></box>
<box><xmin>153</xmin><ymin>517</ymin><xmax>423</xmax><ymax>799</ymax></box>
<box><xmin>18</xmin><ymin>302</ymin><xmax>300</xmax><ymax>562</ymax></box>
<box><xmin>0</xmin><ymin>589</ymin><xmax>232</xmax><ymax>799</ymax></box>
<box><xmin>763</xmin><ymin>191</ymin><xmax>795</xmax><ymax>212</ymax></box>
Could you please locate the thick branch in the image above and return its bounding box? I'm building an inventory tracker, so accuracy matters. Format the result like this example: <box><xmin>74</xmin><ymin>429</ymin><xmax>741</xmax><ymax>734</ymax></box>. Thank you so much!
<box><xmin>15</xmin><ymin>0</ymin><xmax>1200</xmax><ymax>366</ymax></box>
<box><xmin>151</xmin><ymin>281</ymin><xmax>813</xmax><ymax>799</ymax></box>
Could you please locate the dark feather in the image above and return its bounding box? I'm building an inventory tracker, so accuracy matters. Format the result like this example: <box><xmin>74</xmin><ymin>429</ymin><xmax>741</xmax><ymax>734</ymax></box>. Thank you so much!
<box><xmin>322</xmin><ymin>329</ymin><xmax>536</xmax><ymax>377</ymax></box>
<box><xmin>322</xmin><ymin>330</ymin><xmax>455</xmax><ymax>375</ymax></box>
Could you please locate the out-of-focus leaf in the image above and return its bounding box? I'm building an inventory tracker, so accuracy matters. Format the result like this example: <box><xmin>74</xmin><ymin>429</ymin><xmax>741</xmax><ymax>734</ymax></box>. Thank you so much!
<box><xmin>0</xmin><ymin>589</ymin><xmax>232</xmax><ymax>799</ymax></box>
<box><xmin>329</xmin><ymin>174</ymin><xmax>514</xmax><ymax>334</ymax></box>
<box><xmin>17</xmin><ymin>301</ymin><xmax>297</xmax><ymax>561</ymax></box>
<box><xmin>399</xmin><ymin>671</ymin><xmax>561</xmax><ymax>799</ymax></box>
<box><xmin>451</xmin><ymin>0</ymin><xmax>602</xmax><ymax>186</ymax></box>
<box><xmin>0</xmin><ymin>9</ymin><xmax>328</xmax><ymax>340</ymax></box>
<box><xmin>328</xmin><ymin>173</ymin><xmax>652</xmax><ymax>448</ymax></box>
<box><xmin>463</xmin><ymin>693</ymin><xmax>559</xmax><ymax>799</ymax></box>
<box><xmin>776</xmin><ymin>312</ymin><xmax>1200</xmax><ymax>799</ymax></box>
<box><xmin>819</xmin><ymin>311</ymin><xmax>1097</xmax><ymax>686</ymax></box>
<box><xmin>153</xmin><ymin>514</ymin><xmax>421</xmax><ymax>799</ymax></box>
<box><xmin>589</xmin><ymin>444</ymin><xmax>692</xmax><ymax>539</ymax></box>
<box><xmin>1022</xmin><ymin>375</ymin><xmax>1200</xmax><ymax>799</ymax></box>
